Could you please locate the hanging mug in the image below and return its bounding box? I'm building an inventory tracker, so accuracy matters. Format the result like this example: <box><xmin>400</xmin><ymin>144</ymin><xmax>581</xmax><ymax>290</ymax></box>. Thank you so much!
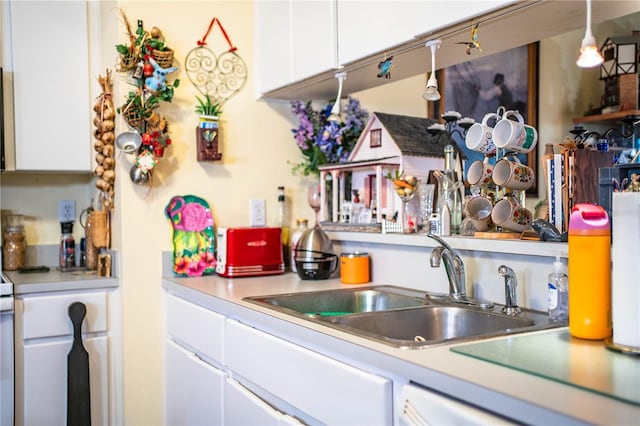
<box><xmin>466</xmin><ymin>156</ymin><xmax>494</xmax><ymax>187</ymax></box>
<box><xmin>491</xmin><ymin>196</ymin><xmax>533</xmax><ymax>232</ymax></box>
<box><xmin>493</xmin><ymin>110</ymin><xmax>538</xmax><ymax>154</ymax></box>
<box><xmin>492</xmin><ymin>157</ymin><xmax>535</xmax><ymax>190</ymax></box>
<box><xmin>465</xmin><ymin>112</ymin><xmax>499</xmax><ymax>155</ymax></box>
<box><xmin>466</xmin><ymin>196</ymin><xmax>493</xmax><ymax>232</ymax></box>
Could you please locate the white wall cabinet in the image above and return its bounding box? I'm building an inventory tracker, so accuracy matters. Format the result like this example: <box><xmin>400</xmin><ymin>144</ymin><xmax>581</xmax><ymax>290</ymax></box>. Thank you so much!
<box><xmin>2</xmin><ymin>0</ymin><xmax>93</xmax><ymax>171</ymax></box>
<box><xmin>336</xmin><ymin>1</ymin><xmax>515</xmax><ymax>66</ymax></box>
<box><xmin>254</xmin><ymin>0</ymin><xmax>338</xmax><ymax>96</ymax></box>
<box><xmin>14</xmin><ymin>290</ymin><xmax>112</xmax><ymax>425</ymax></box>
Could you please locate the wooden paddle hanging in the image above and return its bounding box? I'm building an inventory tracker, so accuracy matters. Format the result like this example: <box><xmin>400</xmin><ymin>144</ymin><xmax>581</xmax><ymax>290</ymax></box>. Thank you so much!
<box><xmin>67</xmin><ymin>302</ymin><xmax>91</xmax><ymax>426</ymax></box>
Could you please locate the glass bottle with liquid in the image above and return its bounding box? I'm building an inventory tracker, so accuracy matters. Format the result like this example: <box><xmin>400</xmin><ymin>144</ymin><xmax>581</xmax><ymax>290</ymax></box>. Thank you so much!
<box><xmin>436</xmin><ymin>145</ymin><xmax>463</xmax><ymax>234</ymax></box>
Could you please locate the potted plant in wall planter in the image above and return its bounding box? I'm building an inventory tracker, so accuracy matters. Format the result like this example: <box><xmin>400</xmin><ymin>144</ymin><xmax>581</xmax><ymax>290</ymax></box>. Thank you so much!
<box><xmin>195</xmin><ymin>95</ymin><xmax>223</xmax><ymax>161</ymax></box>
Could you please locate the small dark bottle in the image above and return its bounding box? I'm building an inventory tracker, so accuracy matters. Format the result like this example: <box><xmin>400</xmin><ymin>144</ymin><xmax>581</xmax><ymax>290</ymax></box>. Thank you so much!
<box><xmin>59</xmin><ymin>222</ymin><xmax>76</xmax><ymax>270</ymax></box>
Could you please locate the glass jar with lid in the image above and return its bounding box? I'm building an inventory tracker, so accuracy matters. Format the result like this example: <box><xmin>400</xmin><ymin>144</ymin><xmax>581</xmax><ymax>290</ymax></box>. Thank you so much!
<box><xmin>3</xmin><ymin>214</ymin><xmax>26</xmax><ymax>270</ymax></box>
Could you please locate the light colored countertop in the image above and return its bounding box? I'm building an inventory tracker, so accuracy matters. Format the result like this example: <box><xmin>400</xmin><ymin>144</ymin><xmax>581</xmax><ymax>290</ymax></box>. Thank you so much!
<box><xmin>5</xmin><ymin>269</ymin><xmax>118</xmax><ymax>295</ymax></box>
<box><xmin>163</xmin><ymin>272</ymin><xmax>639</xmax><ymax>426</ymax></box>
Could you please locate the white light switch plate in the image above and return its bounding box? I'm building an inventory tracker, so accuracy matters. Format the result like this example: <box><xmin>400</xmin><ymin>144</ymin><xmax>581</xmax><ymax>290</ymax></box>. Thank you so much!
<box><xmin>58</xmin><ymin>200</ymin><xmax>76</xmax><ymax>223</ymax></box>
<box><xmin>249</xmin><ymin>199</ymin><xmax>266</xmax><ymax>226</ymax></box>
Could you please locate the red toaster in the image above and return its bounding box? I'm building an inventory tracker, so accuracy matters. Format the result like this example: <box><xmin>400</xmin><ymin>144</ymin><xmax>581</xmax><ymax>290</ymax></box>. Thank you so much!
<box><xmin>215</xmin><ymin>227</ymin><xmax>285</xmax><ymax>277</ymax></box>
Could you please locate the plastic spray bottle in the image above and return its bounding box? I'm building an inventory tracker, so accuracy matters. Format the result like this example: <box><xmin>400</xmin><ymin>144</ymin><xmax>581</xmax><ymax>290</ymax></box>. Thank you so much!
<box><xmin>548</xmin><ymin>254</ymin><xmax>568</xmax><ymax>322</ymax></box>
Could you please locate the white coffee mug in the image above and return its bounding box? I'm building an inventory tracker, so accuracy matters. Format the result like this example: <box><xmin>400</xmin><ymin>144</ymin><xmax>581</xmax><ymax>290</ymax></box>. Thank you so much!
<box><xmin>492</xmin><ymin>110</ymin><xmax>538</xmax><ymax>154</ymax></box>
<box><xmin>492</xmin><ymin>157</ymin><xmax>535</xmax><ymax>190</ymax></box>
<box><xmin>466</xmin><ymin>156</ymin><xmax>494</xmax><ymax>187</ymax></box>
<box><xmin>491</xmin><ymin>196</ymin><xmax>533</xmax><ymax>232</ymax></box>
<box><xmin>465</xmin><ymin>112</ymin><xmax>499</xmax><ymax>155</ymax></box>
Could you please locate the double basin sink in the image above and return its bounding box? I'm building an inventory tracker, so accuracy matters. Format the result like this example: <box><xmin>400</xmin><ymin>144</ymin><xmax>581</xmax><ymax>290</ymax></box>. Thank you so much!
<box><xmin>244</xmin><ymin>285</ymin><xmax>563</xmax><ymax>349</ymax></box>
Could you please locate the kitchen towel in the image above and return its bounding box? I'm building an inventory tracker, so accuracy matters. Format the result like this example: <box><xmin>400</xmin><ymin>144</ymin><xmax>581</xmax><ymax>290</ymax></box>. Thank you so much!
<box><xmin>611</xmin><ymin>192</ymin><xmax>640</xmax><ymax>349</ymax></box>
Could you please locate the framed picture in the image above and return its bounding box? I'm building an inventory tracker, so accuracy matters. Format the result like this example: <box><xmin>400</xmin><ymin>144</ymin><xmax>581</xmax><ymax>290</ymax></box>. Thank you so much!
<box><xmin>429</xmin><ymin>43</ymin><xmax>539</xmax><ymax>196</ymax></box>
<box><xmin>370</xmin><ymin>128</ymin><xmax>382</xmax><ymax>148</ymax></box>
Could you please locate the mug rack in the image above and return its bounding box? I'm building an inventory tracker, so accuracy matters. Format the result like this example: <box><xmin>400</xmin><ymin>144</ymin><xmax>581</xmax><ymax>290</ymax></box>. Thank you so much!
<box><xmin>464</xmin><ymin>105</ymin><xmax>536</xmax><ymax>239</ymax></box>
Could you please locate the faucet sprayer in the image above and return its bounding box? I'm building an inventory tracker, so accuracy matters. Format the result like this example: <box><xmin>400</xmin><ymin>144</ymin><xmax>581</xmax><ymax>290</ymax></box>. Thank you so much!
<box><xmin>498</xmin><ymin>265</ymin><xmax>522</xmax><ymax>315</ymax></box>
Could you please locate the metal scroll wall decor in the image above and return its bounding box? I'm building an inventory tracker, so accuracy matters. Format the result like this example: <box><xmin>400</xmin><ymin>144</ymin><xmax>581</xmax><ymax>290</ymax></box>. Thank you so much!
<box><xmin>186</xmin><ymin>17</ymin><xmax>247</xmax><ymax>161</ymax></box>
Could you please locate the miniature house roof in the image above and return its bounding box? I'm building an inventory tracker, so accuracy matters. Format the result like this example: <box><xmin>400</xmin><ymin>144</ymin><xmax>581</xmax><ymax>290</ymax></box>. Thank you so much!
<box><xmin>600</xmin><ymin>32</ymin><xmax>640</xmax><ymax>79</ymax></box>
<box><xmin>347</xmin><ymin>111</ymin><xmax>465</xmax><ymax>163</ymax></box>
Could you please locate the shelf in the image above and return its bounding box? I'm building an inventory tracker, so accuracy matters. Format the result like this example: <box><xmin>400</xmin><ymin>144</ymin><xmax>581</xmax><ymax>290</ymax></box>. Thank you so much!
<box><xmin>573</xmin><ymin>110</ymin><xmax>640</xmax><ymax>124</ymax></box>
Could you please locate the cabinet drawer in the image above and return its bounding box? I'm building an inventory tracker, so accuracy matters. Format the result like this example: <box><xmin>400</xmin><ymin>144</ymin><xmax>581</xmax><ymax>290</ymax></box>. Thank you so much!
<box><xmin>226</xmin><ymin>320</ymin><xmax>392</xmax><ymax>425</ymax></box>
<box><xmin>166</xmin><ymin>294</ymin><xmax>224</xmax><ymax>364</ymax></box>
<box><xmin>20</xmin><ymin>291</ymin><xmax>107</xmax><ymax>340</ymax></box>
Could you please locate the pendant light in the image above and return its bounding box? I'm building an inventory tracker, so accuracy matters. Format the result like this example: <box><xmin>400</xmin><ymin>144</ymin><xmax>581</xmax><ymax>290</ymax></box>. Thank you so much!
<box><xmin>328</xmin><ymin>71</ymin><xmax>347</xmax><ymax>122</ymax></box>
<box><xmin>423</xmin><ymin>39</ymin><xmax>442</xmax><ymax>101</ymax></box>
<box><xmin>576</xmin><ymin>0</ymin><xmax>604</xmax><ymax>68</ymax></box>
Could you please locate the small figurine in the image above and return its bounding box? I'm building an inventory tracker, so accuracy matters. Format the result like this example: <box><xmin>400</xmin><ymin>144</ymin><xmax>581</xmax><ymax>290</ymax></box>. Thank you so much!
<box><xmin>377</xmin><ymin>54</ymin><xmax>394</xmax><ymax>79</ymax></box>
<box><xmin>456</xmin><ymin>22</ymin><xmax>482</xmax><ymax>55</ymax></box>
<box><xmin>626</xmin><ymin>173</ymin><xmax>640</xmax><ymax>192</ymax></box>
<box><xmin>144</xmin><ymin>57</ymin><xmax>177</xmax><ymax>92</ymax></box>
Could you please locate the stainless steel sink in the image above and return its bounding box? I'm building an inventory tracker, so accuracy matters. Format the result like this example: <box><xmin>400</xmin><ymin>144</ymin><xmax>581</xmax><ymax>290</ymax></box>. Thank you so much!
<box><xmin>244</xmin><ymin>285</ymin><xmax>427</xmax><ymax>318</ymax></box>
<box><xmin>243</xmin><ymin>285</ymin><xmax>563</xmax><ymax>349</ymax></box>
<box><xmin>323</xmin><ymin>305</ymin><xmax>543</xmax><ymax>349</ymax></box>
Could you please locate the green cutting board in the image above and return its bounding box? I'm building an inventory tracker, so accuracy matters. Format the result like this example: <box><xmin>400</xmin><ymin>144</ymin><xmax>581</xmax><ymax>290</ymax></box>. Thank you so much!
<box><xmin>452</xmin><ymin>329</ymin><xmax>640</xmax><ymax>406</ymax></box>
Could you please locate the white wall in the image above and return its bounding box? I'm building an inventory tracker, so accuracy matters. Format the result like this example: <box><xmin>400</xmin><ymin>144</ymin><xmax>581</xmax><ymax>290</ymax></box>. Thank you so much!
<box><xmin>1</xmin><ymin>2</ymin><xmax>638</xmax><ymax>424</ymax></box>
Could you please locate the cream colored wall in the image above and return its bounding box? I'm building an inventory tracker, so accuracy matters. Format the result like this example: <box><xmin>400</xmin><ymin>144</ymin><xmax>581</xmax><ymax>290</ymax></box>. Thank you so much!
<box><xmin>1</xmin><ymin>1</ymin><xmax>638</xmax><ymax>423</ymax></box>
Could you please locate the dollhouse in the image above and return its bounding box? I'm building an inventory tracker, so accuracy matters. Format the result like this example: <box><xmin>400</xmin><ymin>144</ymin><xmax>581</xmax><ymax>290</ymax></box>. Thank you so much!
<box><xmin>317</xmin><ymin>111</ymin><xmax>464</xmax><ymax>225</ymax></box>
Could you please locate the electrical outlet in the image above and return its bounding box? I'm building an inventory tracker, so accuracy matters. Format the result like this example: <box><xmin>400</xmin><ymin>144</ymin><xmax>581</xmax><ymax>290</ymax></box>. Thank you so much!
<box><xmin>58</xmin><ymin>200</ymin><xmax>76</xmax><ymax>223</ymax></box>
<box><xmin>249</xmin><ymin>199</ymin><xmax>266</xmax><ymax>226</ymax></box>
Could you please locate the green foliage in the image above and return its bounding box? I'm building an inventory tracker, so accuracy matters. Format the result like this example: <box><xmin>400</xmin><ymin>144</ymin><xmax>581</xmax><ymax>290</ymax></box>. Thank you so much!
<box><xmin>195</xmin><ymin>95</ymin><xmax>223</xmax><ymax>116</ymax></box>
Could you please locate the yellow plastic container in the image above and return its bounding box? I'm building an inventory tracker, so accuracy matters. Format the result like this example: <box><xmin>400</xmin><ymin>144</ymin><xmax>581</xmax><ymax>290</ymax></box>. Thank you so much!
<box><xmin>568</xmin><ymin>204</ymin><xmax>611</xmax><ymax>340</ymax></box>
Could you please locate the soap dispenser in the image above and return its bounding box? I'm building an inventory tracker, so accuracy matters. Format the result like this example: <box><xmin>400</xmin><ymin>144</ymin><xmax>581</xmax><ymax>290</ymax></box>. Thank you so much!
<box><xmin>548</xmin><ymin>254</ymin><xmax>568</xmax><ymax>322</ymax></box>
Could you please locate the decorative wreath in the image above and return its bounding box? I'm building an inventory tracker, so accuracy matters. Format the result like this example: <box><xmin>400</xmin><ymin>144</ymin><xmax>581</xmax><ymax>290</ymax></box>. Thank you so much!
<box><xmin>115</xmin><ymin>10</ymin><xmax>180</xmax><ymax>185</ymax></box>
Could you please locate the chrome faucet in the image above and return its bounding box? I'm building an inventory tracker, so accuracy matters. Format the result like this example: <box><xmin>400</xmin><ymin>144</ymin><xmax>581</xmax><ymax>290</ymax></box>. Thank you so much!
<box><xmin>427</xmin><ymin>234</ymin><xmax>493</xmax><ymax>308</ymax></box>
<box><xmin>498</xmin><ymin>265</ymin><xmax>522</xmax><ymax>315</ymax></box>
<box><xmin>428</xmin><ymin>234</ymin><xmax>466</xmax><ymax>299</ymax></box>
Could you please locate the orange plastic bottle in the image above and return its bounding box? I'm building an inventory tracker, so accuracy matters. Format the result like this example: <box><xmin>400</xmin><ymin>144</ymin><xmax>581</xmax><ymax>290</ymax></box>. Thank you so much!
<box><xmin>568</xmin><ymin>204</ymin><xmax>611</xmax><ymax>340</ymax></box>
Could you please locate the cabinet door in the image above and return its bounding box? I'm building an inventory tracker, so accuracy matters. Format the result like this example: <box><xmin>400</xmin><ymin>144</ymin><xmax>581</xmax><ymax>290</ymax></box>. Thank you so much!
<box><xmin>254</xmin><ymin>0</ymin><xmax>338</xmax><ymax>96</ymax></box>
<box><xmin>18</xmin><ymin>335</ymin><xmax>108</xmax><ymax>426</ymax></box>
<box><xmin>226</xmin><ymin>319</ymin><xmax>392</xmax><ymax>425</ymax></box>
<box><xmin>225</xmin><ymin>378</ymin><xmax>303</xmax><ymax>426</ymax></box>
<box><xmin>165</xmin><ymin>339</ymin><xmax>225</xmax><ymax>426</ymax></box>
<box><xmin>291</xmin><ymin>0</ymin><xmax>338</xmax><ymax>82</ymax></box>
<box><xmin>337</xmin><ymin>1</ymin><xmax>515</xmax><ymax>66</ymax></box>
<box><xmin>7</xmin><ymin>0</ymin><xmax>91</xmax><ymax>171</ymax></box>
<box><xmin>254</xmin><ymin>0</ymin><xmax>293</xmax><ymax>95</ymax></box>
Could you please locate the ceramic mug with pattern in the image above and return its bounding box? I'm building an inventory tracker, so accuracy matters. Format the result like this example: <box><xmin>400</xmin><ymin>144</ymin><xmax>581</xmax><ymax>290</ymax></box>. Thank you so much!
<box><xmin>492</xmin><ymin>157</ymin><xmax>535</xmax><ymax>190</ymax></box>
<box><xmin>491</xmin><ymin>196</ymin><xmax>533</xmax><ymax>232</ymax></box>
<box><xmin>466</xmin><ymin>156</ymin><xmax>494</xmax><ymax>187</ymax></box>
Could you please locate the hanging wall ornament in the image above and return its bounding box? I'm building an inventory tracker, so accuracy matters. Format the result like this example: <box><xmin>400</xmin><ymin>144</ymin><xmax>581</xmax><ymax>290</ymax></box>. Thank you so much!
<box><xmin>185</xmin><ymin>18</ymin><xmax>247</xmax><ymax>162</ymax></box>
<box><xmin>114</xmin><ymin>10</ymin><xmax>180</xmax><ymax>186</ymax></box>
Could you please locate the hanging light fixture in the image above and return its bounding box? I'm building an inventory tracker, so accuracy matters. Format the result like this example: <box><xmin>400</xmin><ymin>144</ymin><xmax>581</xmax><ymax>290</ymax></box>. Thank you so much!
<box><xmin>328</xmin><ymin>71</ymin><xmax>347</xmax><ymax>122</ymax></box>
<box><xmin>423</xmin><ymin>39</ymin><xmax>442</xmax><ymax>101</ymax></box>
<box><xmin>576</xmin><ymin>0</ymin><xmax>604</xmax><ymax>68</ymax></box>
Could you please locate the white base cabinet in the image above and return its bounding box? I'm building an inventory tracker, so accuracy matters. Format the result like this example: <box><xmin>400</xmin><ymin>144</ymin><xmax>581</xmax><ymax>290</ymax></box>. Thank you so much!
<box><xmin>14</xmin><ymin>290</ymin><xmax>113</xmax><ymax>425</ymax></box>
<box><xmin>164</xmin><ymin>292</ymin><xmax>393</xmax><ymax>425</ymax></box>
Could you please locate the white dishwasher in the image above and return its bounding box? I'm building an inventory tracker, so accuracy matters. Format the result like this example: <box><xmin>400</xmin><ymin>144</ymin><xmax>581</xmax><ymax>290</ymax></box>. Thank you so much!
<box><xmin>400</xmin><ymin>383</ymin><xmax>516</xmax><ymax>425</ymax></box>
